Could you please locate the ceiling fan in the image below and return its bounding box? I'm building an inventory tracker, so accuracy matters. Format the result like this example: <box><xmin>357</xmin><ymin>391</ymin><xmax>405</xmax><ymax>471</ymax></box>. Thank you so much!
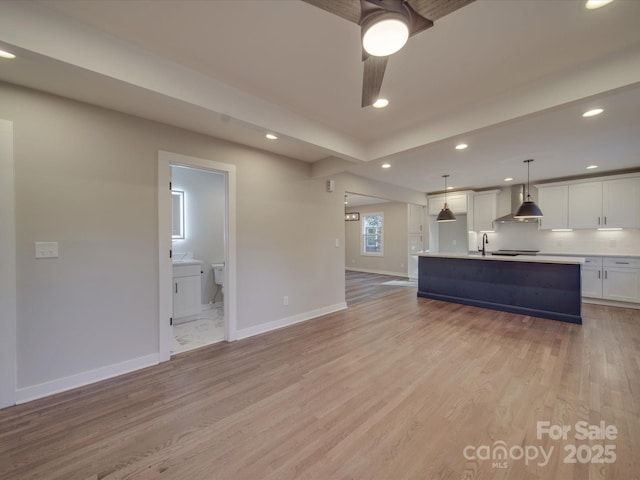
<box><xmin>301</xmin><ymin>0</ymin><xmax>475</xmax><ymax>107</ymax></box>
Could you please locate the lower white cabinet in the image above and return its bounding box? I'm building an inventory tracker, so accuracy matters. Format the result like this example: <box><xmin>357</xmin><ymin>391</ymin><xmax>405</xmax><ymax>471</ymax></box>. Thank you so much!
<box><xmin>602</xmin><ymin>259</ymin><xmax>640</xmax><ymax>303</ymax></box>
<box><xmin>581</xmin><ymin>257</ymin><xmax>640</xmax><ymax>304</ymax></box>
<box><xmin>173</xmin><ymin>262</ymin><xmax>202</xmax><ymax>320</ymax></box>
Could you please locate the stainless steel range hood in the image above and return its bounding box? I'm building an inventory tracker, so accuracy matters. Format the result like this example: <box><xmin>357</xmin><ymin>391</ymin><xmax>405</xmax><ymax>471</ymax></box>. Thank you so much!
<box><xmin>494</xmin><ymin>184</ymin><xmax>539</xmax><ymax>224</ymax></box>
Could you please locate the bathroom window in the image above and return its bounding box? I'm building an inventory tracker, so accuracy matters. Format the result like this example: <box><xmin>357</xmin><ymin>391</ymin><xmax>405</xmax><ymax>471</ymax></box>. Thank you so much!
<box><xmin>361</xmin><ymin>213</ymin><xmax>383</xmax><ymax>256</ymax></box>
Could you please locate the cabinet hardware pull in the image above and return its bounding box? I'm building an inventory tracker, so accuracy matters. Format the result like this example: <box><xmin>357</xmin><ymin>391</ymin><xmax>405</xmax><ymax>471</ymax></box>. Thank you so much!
<box><xmin>598</xmin><ymin>270</ymin><xmax>601</xmax><ymax>279</ymax></box>
<box><xmin>604</xmin><ymin>216</ymin><xmax>607</xmax><ymax>225</ymax></box>
<box><xmin>597</xmin><ymin>217</ymin><xmax>601</xmax><ymax>225</ymax></box>
<box><xmin>175</xmin><ymin>282</ymin><xmax>178</xmax><ymax>294</ymax></box>
<box><xmin>605</xmin><ymin>271</ymin><xmax>608</xmax><ymax>280</ymax></box>
<box><xmin>615</xmin><ymin>261</ymin><xmax>629</xmax><ymax>264</ymax></box>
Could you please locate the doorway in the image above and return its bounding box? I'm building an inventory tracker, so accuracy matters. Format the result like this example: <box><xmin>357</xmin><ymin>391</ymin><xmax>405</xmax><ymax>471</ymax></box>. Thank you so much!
<box><xmin>158</xmin><ymin>151</ymin><xmax>237</xmax><ymax>362</ymax></box>
<box><xmin>170</xmin><ymin>165</ymin><xmax>225</xmax><ymax>354</ymax></box>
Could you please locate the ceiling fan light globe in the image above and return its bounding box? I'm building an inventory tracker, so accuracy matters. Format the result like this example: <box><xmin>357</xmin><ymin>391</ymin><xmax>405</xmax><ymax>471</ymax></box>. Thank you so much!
<box><xmin>362</xmin><ymin>18</ymin><xmax>409</xmax><ymax>57</ymax></box>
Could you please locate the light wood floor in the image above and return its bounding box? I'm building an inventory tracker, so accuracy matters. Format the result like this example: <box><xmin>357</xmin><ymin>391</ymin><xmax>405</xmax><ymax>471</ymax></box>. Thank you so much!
<box><xmin>1</xmin><ymin>289</ymin><xmax>639</xmax><ymax>479</ymax></box>
<box><xmin>345</xmin><ymin>270</ymin><xmax>414</xmax><ymax>305</ymax></box>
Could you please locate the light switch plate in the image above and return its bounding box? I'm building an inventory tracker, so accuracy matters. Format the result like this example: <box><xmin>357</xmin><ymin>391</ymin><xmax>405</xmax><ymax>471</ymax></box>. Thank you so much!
<box><xmin>35</xmin><ymin>242</ymin><xmax>59</xmax><ymax>258</ymax></box>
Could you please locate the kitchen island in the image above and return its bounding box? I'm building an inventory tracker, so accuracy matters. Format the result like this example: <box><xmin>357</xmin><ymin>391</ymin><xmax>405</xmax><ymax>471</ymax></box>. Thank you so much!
<box><xmin>417</xmin><ymin>253</ymin><xmax>584</xmax><ymax>324</ymax></box>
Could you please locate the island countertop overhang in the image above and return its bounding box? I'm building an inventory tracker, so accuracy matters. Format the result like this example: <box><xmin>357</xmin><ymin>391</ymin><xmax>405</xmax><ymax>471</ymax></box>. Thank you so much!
<box><xmin>417</xmin><ymin>252</ymin><xmax>585</xmax><ymax>265</ymax></box>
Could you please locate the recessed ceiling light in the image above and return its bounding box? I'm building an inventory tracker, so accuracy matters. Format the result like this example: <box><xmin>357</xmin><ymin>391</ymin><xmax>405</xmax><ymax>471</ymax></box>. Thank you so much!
<box><xmin>586</xmin><ymin>165</ymin><xmax>599</xmax><ymax>169</ymax></box>
<box><xmin>455</xmin><ymin>143</ymin><xmax>468</xmax><ymax>150</ymax></box>
<box><xmin>265</xmin><ymin>133</ymin><xmax>278</xmax><ymax>140</ymax></box>
<box><xmin>504</xmin><ymin>177</ymin><xmax>514</xmax><ymax>182</ymax></box>
<box><xmin>582</xmin><ymin>108</ymin><xmax>603</xmax><ymax>117</ymax></box>
<box><xmin>447</xmin><ymin>186</ymin><xmax>454</xmax><ymax>190</ymax></box>
<box><xmin>373</xmin><ymin>98</ymin><xmax>389</xmax><ymax>109</ymax></box>
<box><xmin>381</xmin><ymin>163</ymin><xmax>391</xmax><ymax>169</ymax></box>
<box><xmin>585</xmin><ymin>0</ymin><xmax>614</xmax><ymax>9</ymax></box>
<box><xmin>0</xmin><ymin>50</ymin><xmax>16</xmax><ymax>59</ymax></box>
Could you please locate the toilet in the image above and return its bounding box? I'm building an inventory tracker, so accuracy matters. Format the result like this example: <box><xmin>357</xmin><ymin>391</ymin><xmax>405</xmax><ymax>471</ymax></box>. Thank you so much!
<box><xmin>211</xmin><ymin>263</ymin><xmax>224</xmax><ymax>303</ymax></box>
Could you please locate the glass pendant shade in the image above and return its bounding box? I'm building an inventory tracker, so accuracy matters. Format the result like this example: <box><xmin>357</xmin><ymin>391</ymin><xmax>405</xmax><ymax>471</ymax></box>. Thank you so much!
<box><xmin>514</xmin><ymin>159</ymin><xmax>543</xmax><ymax>219</ymax></box>
<box><xmin>436</xmin><ymin>175</ymin><xmax>456</xmax><ymax>222</ymax></box>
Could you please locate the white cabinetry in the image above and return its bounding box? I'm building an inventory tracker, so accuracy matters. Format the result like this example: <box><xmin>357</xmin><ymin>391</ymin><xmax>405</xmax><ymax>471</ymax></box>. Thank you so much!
<box><xmin>173</xmin><ymin>262</ymin><xmax>202</xmax><ymax>321</ymax></box>
<box><xmin>581</xmin><ymin>257</ymin><xmax>603</xmax><ymax>298</ymax></box>
<box><xmin>602</xmin><ymin>177</ymin><xmax>640</xmax><ymax>228</ymax></box>
<box><xmin>472</xmin><ymin>192</ymin><xmax>497</xmax><ymax>232</ymax></box>
<box><xmin>581</xmin><ymin>256</ymin><xmax>640</xmax><ymax>304</ymax></box>
<box><xmin>428</xmin><ymin>193</ymin><xmax>468</xmax><ymax>215</ymax></box>
<box><xmin>538</xmin><ymin>185</ymin><xmax>568</xmax><ymax>229</ymax></box>
<box><xmin>408</xmin><ymin>204</ymin><xmax>424</xmax><ymax>234</ymax></box>
<box><xmin>602</xmin><ymin>258</ymin><xmax>640</xmax><ymax>303</ymax></box>
<box><xmin>567</xmin><ymin>177</ymin><xmax>640</xmax><ymax>229</ymax></box>
<box><xmin>568</xmin><ymin>182</ymin><xmax>602</xmax><ymax>228</ymax></box>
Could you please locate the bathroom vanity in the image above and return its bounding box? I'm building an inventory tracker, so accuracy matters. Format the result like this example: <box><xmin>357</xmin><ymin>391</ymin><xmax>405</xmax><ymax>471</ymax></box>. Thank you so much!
<box><xmin>172</xmin><ymin>260</ymin><xmax>202</xmax><ymax>322</ymax></box>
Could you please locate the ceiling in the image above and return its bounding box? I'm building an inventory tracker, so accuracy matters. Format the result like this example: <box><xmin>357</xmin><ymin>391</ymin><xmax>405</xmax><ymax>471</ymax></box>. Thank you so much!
<box><xmin>1</xmin><ymin>0</ymin><xmax>639</xmax><ymax>194</ymax></box>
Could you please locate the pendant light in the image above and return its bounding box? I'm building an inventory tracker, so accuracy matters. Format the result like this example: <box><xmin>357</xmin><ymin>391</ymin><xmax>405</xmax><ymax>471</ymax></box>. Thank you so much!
<box><xmin>436</xmin><ymin>175</ymin><xmax>456</xmax><ymax>222</ymax></box>
<box><xmin>514</xmin><ymin>159</ymin><xmax>543</xmax><ymax>218</ymax></box>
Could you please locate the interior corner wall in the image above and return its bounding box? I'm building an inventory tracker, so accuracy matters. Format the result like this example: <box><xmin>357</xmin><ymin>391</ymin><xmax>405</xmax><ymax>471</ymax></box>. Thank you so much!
<box><xmin>0</xmin><ymin>81</ymin><xmax>345</xmax><ymax>399</ymax></box>
<box><xmin>345</xmin><ymin>202</ymin><xmax>408</xmax><ymax>276</ymax></box>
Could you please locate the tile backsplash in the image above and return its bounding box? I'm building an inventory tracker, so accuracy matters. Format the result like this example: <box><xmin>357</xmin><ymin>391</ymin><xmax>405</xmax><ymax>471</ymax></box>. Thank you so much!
<box><xmin>481</xmin><ymin>222</ymin><xmax>640</xmax><ymax>255</ymax></box>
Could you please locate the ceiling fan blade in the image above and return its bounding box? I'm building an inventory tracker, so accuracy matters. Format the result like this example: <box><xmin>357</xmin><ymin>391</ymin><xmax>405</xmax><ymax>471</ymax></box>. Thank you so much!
<box><xmin>404</xmin><ymin>2</ymin><xmax>433</xmax><ymax>37</ymax></box>
<box><xmin>406</xmin><ymin>0</ymin><xmax>475</xmax><ymax>22</ymax></box>
<box><xmin>362</xmin><ymin>55</ymin><xmax>388</xmax><ymax>107</ymax></box>
<box><xmin>300</xmin><ymin>0</ymin><xmax>361</xmax><ymax>24</ymax></box>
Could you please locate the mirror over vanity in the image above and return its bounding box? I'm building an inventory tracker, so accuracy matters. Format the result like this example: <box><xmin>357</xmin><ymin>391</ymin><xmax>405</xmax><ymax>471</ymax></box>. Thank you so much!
<box><xmin>172</xmin><ymin>190</ymin><xmax>184</xmax><ymax>239</ymax></box>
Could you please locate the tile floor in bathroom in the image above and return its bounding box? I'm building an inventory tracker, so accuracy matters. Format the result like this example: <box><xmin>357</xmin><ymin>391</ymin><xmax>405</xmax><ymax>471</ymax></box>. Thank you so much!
<box><xmin>172</xmin><ymin>303</ymin><xmax>225</xmax><ymax>355</ymax></box>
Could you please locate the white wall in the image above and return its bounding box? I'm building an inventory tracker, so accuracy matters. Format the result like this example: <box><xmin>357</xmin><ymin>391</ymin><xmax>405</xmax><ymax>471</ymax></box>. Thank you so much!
<box><xmin>345</xmin><ymin>202</ymin><xmax>408</xmax><ymax>276</ymax></box>
<box><xmin>171</xmin><ymin>166</ymin><xmax>225</xmax><ymax>304</ymax></box>
<box><xmin>0</xmin><ymin>82</ymin><xmax>347</xmax><ymax>401</ymax></box>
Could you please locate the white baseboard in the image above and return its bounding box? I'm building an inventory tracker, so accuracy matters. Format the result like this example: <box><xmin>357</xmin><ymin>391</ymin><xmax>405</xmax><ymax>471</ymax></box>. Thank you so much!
<box><xmin>235</xmin><ymin>302</ymin><xmax>348</xmax><ymax>340</ymax></box>
<box><xmin>582</xmin><ymin>298</ymin><xmax>640</xmax><ymax>310</ymax></box>
<box><xmin>15</xmin><ymin>353</ymin><xmax>159</xmax><ymax>405</ymax></box>
<box><xmin>346</xmin><ymin>267</ymin><xmax>408</xmax><ymax>277</ymax></box>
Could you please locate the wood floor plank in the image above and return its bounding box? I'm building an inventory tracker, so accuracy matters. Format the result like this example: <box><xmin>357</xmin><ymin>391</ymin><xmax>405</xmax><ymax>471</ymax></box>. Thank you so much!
<box><xmin>1</xmin><ymin>277</ymin><xmax>639</xmax><ymax>479</ymax></box>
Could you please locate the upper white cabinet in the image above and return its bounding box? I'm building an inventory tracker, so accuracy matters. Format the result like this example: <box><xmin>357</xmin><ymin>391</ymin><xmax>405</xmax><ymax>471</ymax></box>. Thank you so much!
<box><xmin>539</xmin><ymin>175</ymin><xmax>640</xmax><ymax>230</ymax></box>
<box><xmin>472</xmin><ymin>192</ymin><xmax>497</xmax><ymax>232</ymax></box>
<box><xmin>602</xmin><ymin>177</ymin><xmax>640</xmax><ymax>228</ymax></box>
<box><xmin>568</xmin><ymin>181</ymin><xmax>602</xmax><ymax>228</ymax></box>
<box><xmin>428</xmin><ymin>193</ymin><xmax>468</xmax><ymax>215</ymax></box>
<box><xmin>408</xmin><ymin>204</ymin><xmax>425</xmax><ymax>234</ymax></box>
<box><xmin>538</xmin><ymin>185</ymin><xmax>568</xmax><ymax>229</ymax></box>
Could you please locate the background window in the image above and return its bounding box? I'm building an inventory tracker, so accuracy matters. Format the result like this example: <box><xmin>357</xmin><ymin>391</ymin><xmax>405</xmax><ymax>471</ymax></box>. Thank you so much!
<box><xmin>361</xmin><ymin>213</ymin><xmax>383</xmax><ymax>255</ymax></box>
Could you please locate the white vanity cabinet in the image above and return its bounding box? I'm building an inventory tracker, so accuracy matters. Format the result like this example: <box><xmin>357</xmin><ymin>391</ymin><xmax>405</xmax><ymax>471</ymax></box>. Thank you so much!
<box><xmin>172</xmin><ymin>262</ymin><xmax>202</xmax><ymax>321</ymax></box>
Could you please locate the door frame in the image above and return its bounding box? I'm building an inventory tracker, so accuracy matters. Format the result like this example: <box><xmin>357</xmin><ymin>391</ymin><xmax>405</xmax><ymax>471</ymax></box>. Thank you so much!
<box><xmin>158</xmin><ymin>151</ymin><xmax>237</xmax><ymax>361</ymax></box>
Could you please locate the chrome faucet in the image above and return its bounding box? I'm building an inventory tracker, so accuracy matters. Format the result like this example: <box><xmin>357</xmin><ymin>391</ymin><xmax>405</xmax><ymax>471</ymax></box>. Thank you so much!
<box><xmin>479</xmin><ymin>233</ymin><xmax>489</xmax><ymax>256</ymax></box>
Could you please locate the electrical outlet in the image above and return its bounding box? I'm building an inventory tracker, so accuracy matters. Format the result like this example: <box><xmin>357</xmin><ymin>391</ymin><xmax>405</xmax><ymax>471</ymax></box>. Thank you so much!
<box><xmin>283</xmin><ymin>296</ymin><xmax>289</xmax><ymax>306</ymax></box>
<box><xmin>335</xmin><ymin>239</ymin><xmax>340</xmax><ymax>247</ymax></box>
<box><xmin>35</xmin><ymin>242</ymin><xmax>59</xmax><ymax>258</ymax></box>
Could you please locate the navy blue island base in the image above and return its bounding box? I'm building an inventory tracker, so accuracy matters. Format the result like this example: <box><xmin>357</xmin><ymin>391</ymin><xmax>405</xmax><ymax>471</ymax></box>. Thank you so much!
<box><xmin>417</xmin><ymin>255</ymin><xmax>582</xmax><ymax>324</ymax></box>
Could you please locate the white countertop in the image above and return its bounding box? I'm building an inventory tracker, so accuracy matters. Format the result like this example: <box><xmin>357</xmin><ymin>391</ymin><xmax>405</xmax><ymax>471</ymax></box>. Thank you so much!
<box><xmin>418</xmin><ymin>253</ymin><xmax>585</xmax><ymax>264</ymax></box>
<box><xmin>539</xmin><ymin>252</ymin><xmax>640</xmax><ymax>259</ymax></box>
